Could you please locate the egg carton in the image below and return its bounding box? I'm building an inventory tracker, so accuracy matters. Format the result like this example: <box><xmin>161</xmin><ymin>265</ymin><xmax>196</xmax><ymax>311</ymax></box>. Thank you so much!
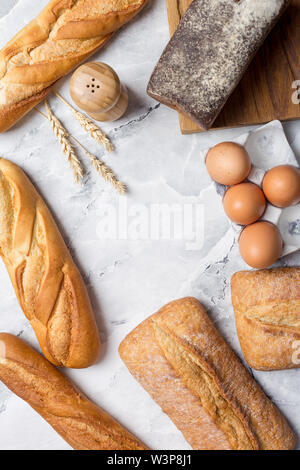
<box><xmin>203</xmin><ymin>120</ymin><xmax>300</xmax><ymax>258</ymax></box>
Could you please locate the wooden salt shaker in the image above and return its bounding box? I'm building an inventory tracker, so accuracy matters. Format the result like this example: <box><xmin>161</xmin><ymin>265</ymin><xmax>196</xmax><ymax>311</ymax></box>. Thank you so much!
<box><xmin>70</xmin><ymin>62</ymin><xmax>128</xmax><ymax>122</ymax></box>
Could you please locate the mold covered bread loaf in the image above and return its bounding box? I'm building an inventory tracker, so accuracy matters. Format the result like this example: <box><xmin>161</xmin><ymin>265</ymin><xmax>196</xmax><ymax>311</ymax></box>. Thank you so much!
<box><xmin>0</xmin><ymin>0</ymin><xmax>148</xmax><ymax>133</ymax></box>
<box><xmin>231</xmin><ymin>268</ymin><xmax>300</xmax><ymax>371</ymax></box>
<box><xmin>147</xmin><ymin>0</ymin><xmax>290</xmax><ymax>130</ymax></box>
<box><xmin>119</xmin><ymin>297</ymin><xmax>295</xmax><ymax>450</ymax></box>
<box><xmin>0</xmin><ymin>333</ymin><xmax>147</xmax><ymax>450</ymax></box>
<box><xmin>0</xmin><ymin>158</ymin><xmax>100</xmax><ymax>368</ymax></box>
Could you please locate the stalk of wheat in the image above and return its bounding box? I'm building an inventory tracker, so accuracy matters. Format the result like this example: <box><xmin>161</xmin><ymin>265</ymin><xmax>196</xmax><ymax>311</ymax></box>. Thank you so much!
<box><xmin>86</xmin><ymin>150</ymin><xmax>126</xmax><ymax>195</ymax></box>
<box><xmin>53</xmin><ymin>92</ymin><xmax>114</xmax><ymax>153</ymax></box>
<box><xmin>44</xmin><ymin>101</ymin><xmax>83</xmax><ymax>185</ymax></box>
<box><xmin>70</xmin><ymin>136</ymin><xmax>126</xmax><ymax>194</ymax></box>
<box><xmin>36</xmin><ymin>106</ymin><xmax>126</xmax><ymax>194</ymax></box>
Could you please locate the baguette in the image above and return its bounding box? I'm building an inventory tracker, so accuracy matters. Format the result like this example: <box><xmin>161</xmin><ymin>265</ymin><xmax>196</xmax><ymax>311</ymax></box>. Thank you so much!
<box><xmin>0</xmin><ymin>0</ymin><xmax>148</xmax><ymax>133</ymax></box>
<box><xmin>0</xmin><ymin>333</ymin><xmax>147</xmax><ymax>450</ymax></box>
<box><xmin>0</xmin><ymin>158</ymin><xmax>100</xmax><ymax>368</ymax></box>
<box><xmin>119</xmin><ymin>297</ymin><xmax>296</xmax><ymax>450</ymax></box>
<box><xmin>231</xmin><ymin>268</ymin><xmax>300</xmax><ymax>371</ymax></box>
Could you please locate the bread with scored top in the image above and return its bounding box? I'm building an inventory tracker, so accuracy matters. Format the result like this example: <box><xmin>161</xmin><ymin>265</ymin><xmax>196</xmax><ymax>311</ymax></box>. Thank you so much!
<box><xmin>0</xmin><ymin>333</ymin><xmax>147</xmax><ymax>450</ymax></box>
<box><xmin>0</xmin><ymin>158</ymin><xmax>100</xmax><ymax>368</ymax></box>
<box><xmin>0</xmin><ymin>0</ymin><xmax>148</xmax><ymax>132</ymax></box>
<box><xmin>231</xmin><ymin>267</ymin><xmax>300</xmax><ymax>371</ymax></box>
<box><xmin>119</xmin><ymin>297</ymin><xmax>296</xmax><ymax>450</ymax></box>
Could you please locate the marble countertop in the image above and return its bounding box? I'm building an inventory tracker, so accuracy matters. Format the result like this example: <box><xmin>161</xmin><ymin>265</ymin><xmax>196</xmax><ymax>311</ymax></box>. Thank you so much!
<box><xmin>0</xmin><ymin>0</ymin><xmax>299</xmax><ymax>451</ymax></box>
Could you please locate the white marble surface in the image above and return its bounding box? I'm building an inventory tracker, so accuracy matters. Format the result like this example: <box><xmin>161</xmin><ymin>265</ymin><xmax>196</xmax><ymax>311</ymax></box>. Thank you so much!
<box><xmin>0</xmin><ymin>0</ymin><xmax>299</xmax><ymax>451</ymax></box>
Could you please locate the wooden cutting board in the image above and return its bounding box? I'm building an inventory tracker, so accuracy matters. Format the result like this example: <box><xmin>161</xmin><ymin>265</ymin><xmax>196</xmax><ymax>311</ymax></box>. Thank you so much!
<box><xmin>165</xmin><ymin>0</ymin><xmax>300</xmax><ymax>134</ymax></box>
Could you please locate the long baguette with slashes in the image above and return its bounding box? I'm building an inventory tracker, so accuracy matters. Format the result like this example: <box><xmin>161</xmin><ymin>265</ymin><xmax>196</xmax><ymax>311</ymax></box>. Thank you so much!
<box><xmin>0</xmin><ymin>158</ymin><xmax>100</xmax><ymax>368</ymax></box>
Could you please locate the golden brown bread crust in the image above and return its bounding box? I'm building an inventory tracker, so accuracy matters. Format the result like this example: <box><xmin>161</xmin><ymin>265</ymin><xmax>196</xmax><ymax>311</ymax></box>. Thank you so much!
<box><xmin>0</xmin><ymin>333</ymin><xmax>147</xmax><ymax>450</ymax></box>
<box><xmin>0</xmin><ymin>158</ymin><xmax>100</xmax><ymax>368</ymax></box>
<box><xmin>119</xmin><ymin>297</ymin><xmax>296</xmax><ymax>450</ymax></box>
<box><xmin>0</xmin><ymin>0</ymin><xmax>148</xmax><ymax>133</ymax></box>
<box><xmin>231</xmin><ymin>268</ymin><xmax>300</xmax><ymax>371</ymax></box>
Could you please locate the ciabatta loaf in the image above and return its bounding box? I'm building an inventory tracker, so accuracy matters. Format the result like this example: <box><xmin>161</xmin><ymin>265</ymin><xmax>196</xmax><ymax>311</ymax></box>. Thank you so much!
<box><xmin>0</xmin><ymin>0</ymin><xmax>148</xmax><ymax>132</ymax></box>
<box><xmin>0</xmin><ymin>333</ymin><xmax>147</xmax><ymax>450</ymax></box>
<box><xmin>119</xmin><ymin>297</ymin><xmax>296</xmax><ymax>450</ymax></box>
<box><xmin>231</xmin><ymin>268</ymin><xmax>300</xmax><ymax>371</ymax></box>
<box><xmin>0</xmin><ymin>158</ymin><xmax>100</xmax><ymax>368</ymax></box>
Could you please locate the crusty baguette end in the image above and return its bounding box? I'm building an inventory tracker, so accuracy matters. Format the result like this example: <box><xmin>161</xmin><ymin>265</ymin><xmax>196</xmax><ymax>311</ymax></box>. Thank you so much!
<box><xmin>0</xmin><ymin>333</ymin><xmax>147</xmax><ymax>450</ymax></box>
<box><xmin>0</xmin><ymin>0</ymin><xmax>148</xmax><ymax>132</ymax></box>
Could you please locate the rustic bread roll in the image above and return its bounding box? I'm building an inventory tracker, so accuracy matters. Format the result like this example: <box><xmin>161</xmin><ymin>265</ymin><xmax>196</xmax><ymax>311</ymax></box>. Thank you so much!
<box><xmin>0</xmin><ymin>0</ymin><xmax>148</xmax><ymax>133</ymax></box>
<box><xmin>119</xmin><ymin>297</ymin><xmax>296</xmax><ymax>450</ymax></box>
<box><xmin>0</xmin><ymin>158</ymin><xmax>100</xmax><ymax>368</ymax></box>
<box><xmin>231</xmin><ymin>268</ymin><xmax>300</xmax><ymax>371</ymax></box>
<box><xmin>0</xmin><ymin>333</ymin><xmax>147</xmax><ymax>450</ymax></box>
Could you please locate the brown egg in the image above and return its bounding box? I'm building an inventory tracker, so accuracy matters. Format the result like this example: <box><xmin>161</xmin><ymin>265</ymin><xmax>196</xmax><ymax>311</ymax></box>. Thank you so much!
<box><xmin>223</xmin><ymin>182</ymin><xmax>266</xmax><ymax>225</ymax></box>
<box><xmin>262</xmin><ymin>165</ymin><xmax>300</xmax><ymax>208</ymax></box>
<box><xmin>239</xmin><ymin>222</ymin><xmax>283</xmax><ymax>269</ymax></box>
<box><xmin>205</xmin><ymin>142</ymin><xmax>251</xmax><ymax>185</ymax></box>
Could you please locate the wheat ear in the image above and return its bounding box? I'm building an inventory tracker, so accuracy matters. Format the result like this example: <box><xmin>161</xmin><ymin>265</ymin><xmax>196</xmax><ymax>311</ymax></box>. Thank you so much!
<box><xmin>36</xmin><ymin>108</ymin><xmax>126</xmax><ymax>194</ymax></box>
<box><xmin>71</xmin><ymin>139</ymin><xmax>126</xmax><ymax>194</ymax></box>
<box><xmin>53</xmin><ymin>91</ymin><xmax>114</xmax><ymax>153</ymax></box>
<box><xmin>44</xmin><ymin>101</ymin><xmax>83</xmax><ymax>185</ymax></box>
<box><xmin>86</xmin><ymin>151</ymin><xmax>126</xmax><ymax>195</ymax></box>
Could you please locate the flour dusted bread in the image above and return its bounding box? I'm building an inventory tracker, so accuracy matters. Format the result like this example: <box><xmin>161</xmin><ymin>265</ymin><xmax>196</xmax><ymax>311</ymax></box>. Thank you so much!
<box><xmin>0</xmin><ymin>0</ymin><xmax>148</xmax><ymax>132</ymax></box>
<box><xmin>0</xmin><ymin>333</ymin><xmax>147</xmax><ymax>450</ymax></box>
<box><xmin>0</xmin><ymin>158</ymin><xmax>100</xmax><ymax>368</ymax></box>
<box><xmin>147</xmin><ymin>0</ymin><xmax>289</xmax><ymax>130</ymax></box>
<box><xmin>119</xmin><ymin>297</ymin><xmax>295</xmax><ymax>450</ymax></box>
<box><xmin>231</xmin><ymin>268</ymin><xmax>300</xmax><ymax>371</ymax></box>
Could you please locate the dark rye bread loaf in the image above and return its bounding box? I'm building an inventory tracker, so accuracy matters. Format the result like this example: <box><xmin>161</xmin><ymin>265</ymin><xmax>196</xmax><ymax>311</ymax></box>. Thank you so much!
<box><xmin>147</xmin><ymin>0</ymin><xmax>290</xmax><ymax>130</ymax></box>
